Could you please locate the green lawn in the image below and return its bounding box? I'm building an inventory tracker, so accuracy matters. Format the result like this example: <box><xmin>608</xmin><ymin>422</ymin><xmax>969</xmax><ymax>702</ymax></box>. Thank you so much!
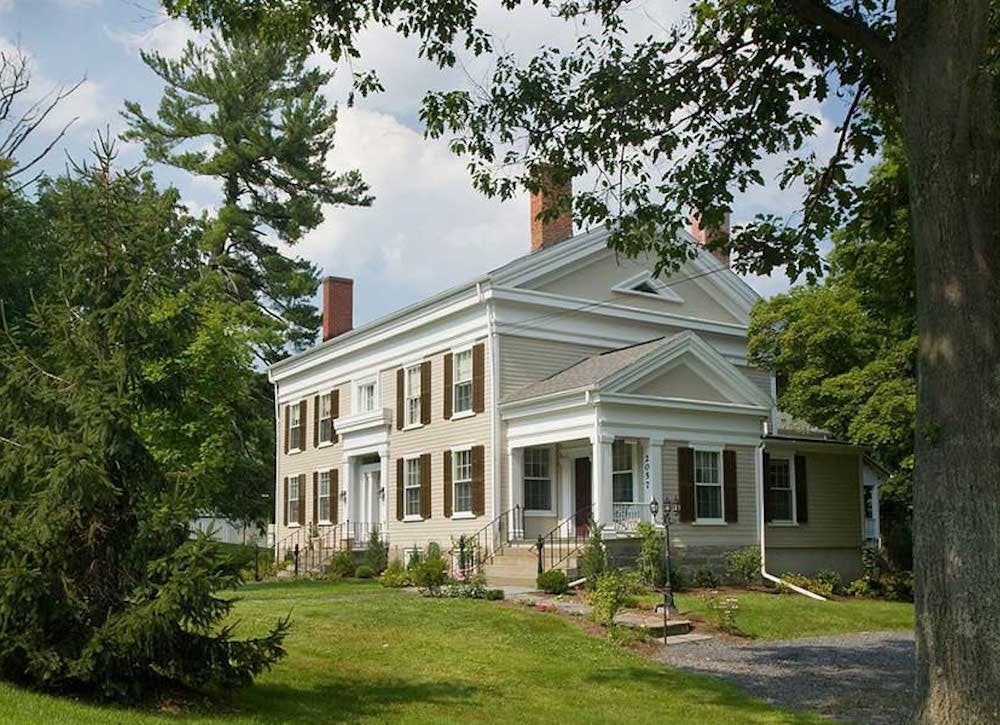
<box><xmin>665</xmin><ymin>591</ymin><xmax>914</xmax><ymax>640</ymax></box>
<box><xmin>0</xmin><ymin>580</ymin><xmax>826</xmax><ymax>724</ymax></box>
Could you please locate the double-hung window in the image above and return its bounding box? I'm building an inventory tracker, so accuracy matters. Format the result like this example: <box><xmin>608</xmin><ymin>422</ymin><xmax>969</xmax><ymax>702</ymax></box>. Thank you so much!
<box><xmin>768</xmin><ymin>458</ymin><xmax>794</xmax><ymax>523</ymax></box>
<box><xmin>287</xmin><ymin>476</ymin><xmax>300</xmax><ymax>525</ymax></box>
<box><xmin>405</xmin><ymin>365</ymin><xmax>422</xmax><ymax>427</ymax></box>
<box><xmin>453</xmin><ymin>448</ymin><xmax>473</xmax><ymax>514</ymax></box>
<box><xmin>612</xmin><ymin>440</ymin><xmax>635</xmax><ymax>502</ymax></box>
<box><xmin>523</xmin><ymin>447</ymin><xmax>552</xmax><ymax>512</ymax></box>
<box><xmin>694</xmin><ymin>449</ymin><xmax>723</xmax><ymax>522</ymax></box>
<box><xmin>355</xmin><ymin>378</ymin><xmax>377</xmax><ymax>414</ymax></box>
<box><xmin>289</xmin><ymin>404</ymin><xmax>303</xmax><ymax>451</ymax></box>
<box><xmin>405</xmin><ymin>458</ymin><xmax>421</xmax><ymax>517</ymax></box>
<box><xmin>318</xmin><ymin>393</ymin><xmax>333</xmax><ymax>444</ymax></box>
<box><xmin>453</xmin><ymin>349</ymin><xmax>473</xmax><ymax>415</ymax></box>
<box><xmin>318</xmin><ymin>470</ymin><xmax>331</xmax><ymax>522</ymax></box>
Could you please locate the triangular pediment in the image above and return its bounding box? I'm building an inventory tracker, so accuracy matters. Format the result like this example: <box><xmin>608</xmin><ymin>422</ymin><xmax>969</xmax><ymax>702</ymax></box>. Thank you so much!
<box><xmin>600</xmin><ymin>331</ymin><xmax>772</xmax><ymax>408</ymax></box>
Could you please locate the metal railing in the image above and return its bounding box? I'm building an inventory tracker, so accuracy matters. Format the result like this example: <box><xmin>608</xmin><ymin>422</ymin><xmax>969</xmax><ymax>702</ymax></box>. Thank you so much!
<box><xmin>275</xmin><ymin>521</ymin><xmax>388</xmax><ymax>577</ymax></box>
<box><xmin>449</xmin><ymin>505</ymin><xmax>523</xmax><ymax>577</ymax></box>
<box><xmin>531</xmin><ymin>504</ymin><xmax>592</xmax><ymax>575</ymax></box>
<box><xmin>612</xmin><ymin>502</ymin><xmax>652</xmax><ymax>534</ymax></box>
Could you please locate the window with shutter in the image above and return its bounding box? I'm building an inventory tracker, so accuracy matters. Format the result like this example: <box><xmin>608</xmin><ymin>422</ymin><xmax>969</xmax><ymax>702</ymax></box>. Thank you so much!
<box><xmin>317</xmin><ymin>393</ymin><xmax>334</xmax><ymax>444</ymax></box>
<box><xmin>403</xmin><ymin>365</ymin><xmax>422</xmax><ymax>427</ymax></box>
<box><xmin>693</xmin><ymin>448</ymin><xmax>724</xmax><ymax>522</ymax></box>
<box><xmin>452</xmin><ymin>349</ymin><xmax>473</xmax><ymax>416</ymax></box>
<box><xmin>318</xmin><ymin>470</ymin><xmax>332</xmax><ymax>522</ymax></box>
<box><xmin>287</xmin><ymin>476</ymin><xmax>300</xmax><ymax>526</ymax></box>
<box><xmin>452</xmin><ymin>448</ymin><xmax>473</xmax><ymax>514</ymax></box>
<box><xmin>404</xmin><ymin>457</ymin><xmax>421</xmax><ymax>517</ymax></box>
<box><xmin>767</xmin><ymin>457</ymin><xmax>795</xmax><ymax>523</ymax></box>
<box><xmin>288</xmin><ymin>402</ymin><xmax>304</xmax><ymax>451</ymax></box>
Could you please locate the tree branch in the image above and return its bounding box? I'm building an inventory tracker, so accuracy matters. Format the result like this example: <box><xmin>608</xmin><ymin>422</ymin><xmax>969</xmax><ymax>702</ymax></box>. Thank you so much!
<box><xmin>780</xmin><ymin>0</ymin><xmax>895</xmax><ymax>71</ymax></box>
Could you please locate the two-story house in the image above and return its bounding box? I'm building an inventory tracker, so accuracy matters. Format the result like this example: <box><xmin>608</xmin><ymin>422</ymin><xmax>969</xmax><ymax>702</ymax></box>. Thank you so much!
<box><xmin>268</xmin><ymin>178</ymin><xmax>881</xmax><ymax>585</ymax></box>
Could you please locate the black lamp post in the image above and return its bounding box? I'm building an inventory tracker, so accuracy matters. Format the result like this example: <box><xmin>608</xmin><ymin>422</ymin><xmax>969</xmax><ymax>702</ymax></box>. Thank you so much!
<box><xmin>649</xmin><ymin>496</ymin><xmax>679</xmax><ymax>642</ymax></box>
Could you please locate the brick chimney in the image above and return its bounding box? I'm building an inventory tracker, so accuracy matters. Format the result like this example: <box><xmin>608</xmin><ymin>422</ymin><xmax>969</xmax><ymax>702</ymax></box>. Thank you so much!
<box><xmin>690</xmin><ymin>210</ymin><xmax>731</xmax><ymax>266</ymax></box>
<box><xmin>322</xmin><ymin>276</ymin><xmax>353</xmax><ymax>341</ymax></box>
<box><xmin>530</xmin><ymin>166</ymin><xmax>573</xmax><ymax>252</ymax></box>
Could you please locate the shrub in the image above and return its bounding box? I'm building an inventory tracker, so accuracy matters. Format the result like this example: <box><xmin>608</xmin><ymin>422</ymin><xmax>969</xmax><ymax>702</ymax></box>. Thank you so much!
<box><xmin>354</xmin><ymin>564</ymin><xmax>375</xmax><ymax>579</ymax></box>
<box><xmin>814</xmin><ymin>569</ymin><xmax>844</xmax><ymax>595</ymax></box>
<box><xmin>607</xmin><ymin>625</ymin><xmax>648</xmax><ymax>646</ymax></box>
<box><xmin>484</xmin><ymin>589</ymin><xmax>505</xmax><ymax>601</ymax></box>
<box><xmin>579</xmin><ymin>519</ymin><xmax>607</xmax><ymax>591</ymax></box>
<box><xmin>848</xmin><ymin>546</ymin><xmax>913</xmax><ymax>602</ymax></box>
<box><xmin>777</xmin><ymin>572</ymin><xmax>835</xmax><ymax>598</ymax></box>
<box><xmin>381</xmin><ymin>560</ymin><xmax>410</xmax><ymax>588</ymax></box>
<box><xmin>703</xmin><ymin>594</ymin><xmax>743</xmax><ymax>635</ymax></box>
<box><xmin>364</xmin><ymin>529</ymin><xmax>388</xmax><ymax>574</ymax></box>
<box><xmin>591</xmin><ymin>570</ymin><xmax>629</xmax><ymax>627</ymax></box>
<box><xmin>723</xmin><ymin>546</ymin><xmax>760</xmax><ymax>586</ymax></box>
<box><xmin>693</xmin><ymin>566</ymin><xmax>720</xmax><ymax>589</ymax></box>
<box><xmin>445</xmin><ymin>573</ymin><xmax>488</xmax><ymax>599</ymax></box>
<box><xmin>411</xmin><ymin>546</ymin><xmax>449</xmax><ymax>596</ymax></box>
<box><xmin>327</xmin><ymin>551</ymin><xmax>356</xmax><ymax>579</ymax></box>
<box><xmin>635</xmin><ymin>522</ymin><xmax>665</xmax><ymax>588</ymax></box>
<box><xmin>537</xmin><ymin>569</ymin><xmax>570</xmax><ymax>594</ymax></box>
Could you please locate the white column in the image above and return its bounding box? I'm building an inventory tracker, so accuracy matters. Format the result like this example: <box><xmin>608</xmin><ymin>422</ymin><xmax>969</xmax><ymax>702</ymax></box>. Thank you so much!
<box><xmin>559</xmin><ymin>456</ymin><xmax>574</xmax><ymax>537</ymax></box>
<box><xmin>378</xmin><ymin>446</ymin><xmax>390</xmax><ymax>532</ymax></box>
<box><xmin>508</xmin><ymin>447</ymin><xmax>524</xmax><ymax>540</ymax></box>
<box><xmin>646</xmin><ymin>438</ymin><xmax>664</xmax><ymax>527</ymax></box>
<box><xmin>341</xmin><ymin>455</ymin><xmax>353</xmax><ymax>528</ymax></box>
<box><xmin>591</xmin><ymin>434</ymin><xmax>614</xmax><ymax>537</ymax></box>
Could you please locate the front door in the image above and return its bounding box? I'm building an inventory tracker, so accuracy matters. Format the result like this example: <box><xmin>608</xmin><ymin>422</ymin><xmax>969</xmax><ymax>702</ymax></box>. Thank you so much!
<box><xmin>574</xmin><ymin>457</ymin><xmax>592</xmax><ymax>537</ymax></box>
<box><xmin>356</xmin><ymin>463</ymin><xmax>382</xmax><ymax>542</ymax></box>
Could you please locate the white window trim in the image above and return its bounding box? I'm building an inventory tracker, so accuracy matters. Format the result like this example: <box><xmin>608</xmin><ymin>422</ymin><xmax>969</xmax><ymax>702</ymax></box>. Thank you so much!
<box><xmin>692</xmin><ymin>444</ymin><xmax>725</xmax><ymax>525</ymax></box>
<box><xmin>612</xmin><ymin>440</ymin><xmax>638</xmax><ymax>504</ymax></box>
<box><xmin>451</xmin><ymin>345</ymin><xmax>474</xmax><ymax>417</ymax></box>
<box><xmin>523</xmin><ymin>446</ymin><xmax>555</xmax><ymax>516</ymax></box>
<box><xmin>403</xmin><ymin>364</ymin><xmax>423</xmax><ymax>429</ymax></box>
<box><xmin>452</xmin><ymin>444</ymin><xmax>474</xmax><ymax>516</ymax></box>
<box><xmin>286</xmin><ymin>475</ymin><xmax>301</xmax><ymax>527</ymax></box>
<box><xmin>353</xmin><ymin>376</ymin><xmax>379</xmax><ymax>415</ymax></box>
<box><xmin>317</xmin><ymin>469</ymin><xmax>333</xmax><ymax>525</ymax></box>
<box><xmin>316</xmin><ymin>393</ymin><xmax>335</xmax><ymax>447</ymax></box>
<box><xmin>288</xmin><ymin>403</ymin><xmax>304</xmax><ymax>454</ymax></box>
<box><xmin>403</xmin><ymin>454</ymin><xmax>423</xmax><ymax>520</ymax></box>
<box><xmin>766</xmin><ymin>455</ymin><xmax>798</xmax><ymax>526</ymax></box>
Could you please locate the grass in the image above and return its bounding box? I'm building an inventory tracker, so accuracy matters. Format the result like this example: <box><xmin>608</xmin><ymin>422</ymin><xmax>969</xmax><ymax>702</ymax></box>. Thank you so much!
<box><xmin>0</xmin><ymin>580</ymin><xmax>826</xmax><ymax>724</ymax></box>
<box><xmin>632</xmin><ymin>590</ymin><xmax>913</xmax><ymax>640</ymax></box>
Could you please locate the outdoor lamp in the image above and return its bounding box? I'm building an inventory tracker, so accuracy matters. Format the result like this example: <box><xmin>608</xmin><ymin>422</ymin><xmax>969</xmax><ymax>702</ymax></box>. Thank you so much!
<box><xmin>649</xmin><ymin>498</ymin><xmax>660</xmax><ymax>520</ymax></box>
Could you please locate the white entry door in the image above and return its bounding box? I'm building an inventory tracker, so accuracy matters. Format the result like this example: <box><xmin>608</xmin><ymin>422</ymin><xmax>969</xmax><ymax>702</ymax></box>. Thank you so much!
<box><xmin>356</xmin><ymin>463</ymin><xmax>382</xmax><ymax>536</ymax></box>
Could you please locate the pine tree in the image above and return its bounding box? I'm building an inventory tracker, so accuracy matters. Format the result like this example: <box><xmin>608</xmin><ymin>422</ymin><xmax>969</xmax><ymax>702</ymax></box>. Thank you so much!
<box><xmin>0</xmin><ymin>139</ymin><xmax>287</xmax><ymax>701</ymax></box>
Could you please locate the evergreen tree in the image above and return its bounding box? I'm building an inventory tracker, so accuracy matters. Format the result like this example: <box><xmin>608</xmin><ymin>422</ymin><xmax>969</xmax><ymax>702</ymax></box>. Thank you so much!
<box><xmin>122</xmin><ymin>32</ymin><xmax>371</xmax><ymax>359</ymax></box>
<box><xmin>0</xmin><ymin>140</ymin><xmax>287</xmax><ymax>700</ymax></box>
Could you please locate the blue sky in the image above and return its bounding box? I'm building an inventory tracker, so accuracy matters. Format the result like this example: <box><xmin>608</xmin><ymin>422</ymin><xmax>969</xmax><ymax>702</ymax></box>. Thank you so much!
<box><xmin>1</xmin><ymin>0</ymin><xmax>846</xmax><ymax>327</ymax></box>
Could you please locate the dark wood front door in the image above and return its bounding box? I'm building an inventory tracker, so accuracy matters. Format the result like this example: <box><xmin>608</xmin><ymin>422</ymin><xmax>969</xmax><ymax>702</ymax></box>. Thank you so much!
<box><xmin>574</xmin><ymin>457</ymin><xmax>592</xmax><ymax>536</ymax></box>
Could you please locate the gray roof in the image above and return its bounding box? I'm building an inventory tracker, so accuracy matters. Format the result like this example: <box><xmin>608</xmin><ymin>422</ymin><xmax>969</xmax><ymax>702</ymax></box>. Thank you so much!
<box><xmin>503</xmin><ymin>336</ymin><xmax>671</xmax><ymax>403</ymax></box>
<box><xmin>770</xmin><ymin>412</ymin><xmax>846</xmax><ymax>442</ymax></box>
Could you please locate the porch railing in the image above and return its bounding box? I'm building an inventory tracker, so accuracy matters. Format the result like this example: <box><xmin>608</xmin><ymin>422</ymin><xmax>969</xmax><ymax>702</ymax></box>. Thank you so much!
<box><xmin>450</xmin><ymin>505</ymin><xmax>522</xmax><ymax>577</ymax></box>
<box><xmin>275</xmin><ymin>521</ymin><xmax>388</xmax><ymax>577</ymax></box>
<box><xmin>612</xmin><ymin>502</ymin><xmax>652</xmax><ymax>534</ymax></box>
<box><xmin>531</xmin><ymin>504</ymin><xmax>592</xmax><ymax>575</ymax></box>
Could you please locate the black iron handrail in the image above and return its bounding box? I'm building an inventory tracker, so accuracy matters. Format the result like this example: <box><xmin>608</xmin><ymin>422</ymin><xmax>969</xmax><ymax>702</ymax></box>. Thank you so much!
<box><xmin>276</xmin><ymin>521</ymin><xmax>389</xmax><ymax>577</ymax></box>
<box><xmin>530</xmin><ymin>505</ymin><xmax>592</xmax><ymax>575</ymax></box>
<box><xmin>449</xmin><ymin>505</ymin><xmax>523</xmax><ymax>577</ymax></box>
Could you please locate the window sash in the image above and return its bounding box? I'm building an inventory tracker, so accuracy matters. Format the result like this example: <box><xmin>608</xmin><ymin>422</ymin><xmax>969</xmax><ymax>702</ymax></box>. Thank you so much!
<box><xmin>453</xmin><ymin>350</ymin><xmax>473</xmax><ymax>414</ymax></box>
<box><xmin>405</xmin><ymin>459</ymin><xmax>421</xmax><ymax>517</ymax></box>
<box><xmin>523</xmin><ymin>447</ymin><xmax>551</xmax><ymax>511</ymax></box>
<box><xmin>289</xmin><ymin>405</ymin><xmax>303</xmax><ymax>450</ymax></box>
<box><xmin>768</xmin><ymin>458</ymin><xmax>794</xmax><ymax>522</ymax></box>
<box><xmin>319</xmin><ymin>472</ymin><xmax>331</xmax><ymax>521</ymax></box>
<box><xmin>357</xmin><ymin>382</ymin><xmax>376</xmax><ymax>413</ymax></box>
<box><xmin>612</xmin><ymin>441</ymin><xmax>634</xmax><ymax>503</ymax></box>
<box><xmin>694</xmin><ymin>450</ymin><xmax>722</xmax><ymax>520</ymax></box>
<box><xmin>318</xmin><ymin>393</ymin><xmax>334</xmax><ymax>443</ymax></box>
<box><xmin>405</xmin><ymin>366</ymin><xmax>422</xmax><ymax>425</ymax></box>
<box><xmin>287</xmin><ymin>479</ymin><xmax>299</xmax><ymax>524</ymax></box>
<box><xmin>453</xmin><ymin>450</ymin><xmax>473</xmax><ymax>513</ymax></box>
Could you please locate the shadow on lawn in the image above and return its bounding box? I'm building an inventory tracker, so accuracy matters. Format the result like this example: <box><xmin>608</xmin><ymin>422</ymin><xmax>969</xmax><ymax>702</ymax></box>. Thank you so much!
<box><xmin>218</xmin><ymin>676</ymin><xmax>478</xmax><ymax>723</ymax></box>
<box><xmin>583</xmin><ymin>665</ymin><xmax>821</xmax><ymax>723</ymax></box>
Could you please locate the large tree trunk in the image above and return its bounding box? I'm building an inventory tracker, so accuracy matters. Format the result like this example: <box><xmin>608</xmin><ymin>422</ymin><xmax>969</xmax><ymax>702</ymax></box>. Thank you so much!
<box><xmin>894</xmin><ymin>2</ymin><xmax>1000</xmax><ymax>721</ymax></box>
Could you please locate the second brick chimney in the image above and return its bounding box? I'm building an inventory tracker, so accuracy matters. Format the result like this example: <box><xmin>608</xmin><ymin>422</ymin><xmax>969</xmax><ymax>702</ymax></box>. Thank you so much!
<box><xmin>322</xmin><ymin>276</ymin><xmax>354</xmax><ymax>341</ymax></box>
<box><xmin>530</xmin><ymin>166</ymin><xmax>573</xmax><ymax>252</ymax></box>
<box><xmin>690</xmin><ymin>211</ymin><xmax>731</xmax><ymax>267</ymax></box>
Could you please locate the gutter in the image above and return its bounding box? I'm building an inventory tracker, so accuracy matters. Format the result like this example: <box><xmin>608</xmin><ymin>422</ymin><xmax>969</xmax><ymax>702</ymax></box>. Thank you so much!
<box><xmin>755</xmin><ymin>428</ymin><xmax>827</xmax><ymax>602</ymax></box>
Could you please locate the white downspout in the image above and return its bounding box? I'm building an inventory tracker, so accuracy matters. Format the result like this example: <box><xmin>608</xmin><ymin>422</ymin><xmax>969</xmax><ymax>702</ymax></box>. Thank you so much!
<box><xmin>756</xmin><ymin>427</ymin><xmax>826</xmax><ymax>602</ymax></box>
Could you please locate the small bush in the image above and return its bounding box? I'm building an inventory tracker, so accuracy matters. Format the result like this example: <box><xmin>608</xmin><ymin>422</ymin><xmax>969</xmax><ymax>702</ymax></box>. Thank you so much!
<box><xmin>777</xmin><ymin>572</ymin><xmax>835</xmax><ymax>598</ymax></box>
<box><xmin>364</xmin><ymin>529</ymin><xmax>388</xmax><ymax>574</ymax></box>
<box><xmin>849</xmin><ymin>546</ymin><xmax>913</xmax><ymax>602</ymax></box>
<box><xmin>579</xmin><ymin>520</ymin><xmax>607</xmax><ymax>591</ymax></box>
<box><xmin>354</xmin><ymin>564</ymin><xmax>375</xmax><ymax>579</ymax></box>
<box><xmin>381</xmin><ymin>560</ymin><xmax>410</xmax><ymax>588</ymax></box>
<box><xmin>445</xmin><ymin>573</ymin><xmax>488</xmax><ymax>599</ymax></box>
<box><xmin>607</xmin><ymin>624</ymin><xmax>648</xmax><ymax>647</ymax></box>
<box><xmin>703</xmin><ymin>594</ymin><xmax>743</xmax><ymax>635</ymax></box>
<box><xmin>327</xmin><ymin>551</ymin><xmax>355</xmax><ymax>579</ymax></box>
<box><xmin>411</xmin><ymin>546</ymin><xmax>449</xmax><ymax>596</ymax></box>
<box><xmin>591</xmin><ymin>570</ymin><xmax>629</xmax><ymax>627</ymax></box>
<box><xmin>693</xmin><ymin>566</ymin><xmax>720</xmax><ymax>589</ymax></box>
<box><xmin>537</xmin><ymin>569</ymin><xmax>570</xmax><ymax>594</ymax></box>
<box><xmin>635</xmin><ymin>522</ymin><xmax>665</xmax><ymax>588</ymax></box>
<box><xmin>484</xmin><ymin>589</ymin><xmax>505</xmax><ymax>601</ymax></box>
<box><xmin>723</xmin><ymin>546</ymin><xmax>760</xmax><ymax>586</ymax></box>
<box><xmin>814</xmin><ymin>569</ymin><xmax>844</xmax><ymax>595</ymax></box>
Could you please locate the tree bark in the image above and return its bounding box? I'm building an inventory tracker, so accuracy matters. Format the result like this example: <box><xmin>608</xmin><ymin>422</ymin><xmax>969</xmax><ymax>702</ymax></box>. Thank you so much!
<box><xmin>893</xmin><ymin>2</ymin><xmax>1000</xmax><ymax>721</ymax></box>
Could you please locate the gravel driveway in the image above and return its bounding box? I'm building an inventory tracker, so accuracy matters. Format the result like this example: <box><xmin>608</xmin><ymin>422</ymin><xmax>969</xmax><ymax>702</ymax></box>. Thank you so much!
<box><xmin>653</xmin><ymin>630</ymin><xmax>914</xmax><ymax>724</ymax></box>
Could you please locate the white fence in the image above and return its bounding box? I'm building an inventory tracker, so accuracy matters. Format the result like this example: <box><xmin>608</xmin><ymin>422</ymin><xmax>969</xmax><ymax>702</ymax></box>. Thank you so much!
<box><xmin>190</xmin><ymin>517</ymin><xmax>272</xmax><ymax>547</ymax></box>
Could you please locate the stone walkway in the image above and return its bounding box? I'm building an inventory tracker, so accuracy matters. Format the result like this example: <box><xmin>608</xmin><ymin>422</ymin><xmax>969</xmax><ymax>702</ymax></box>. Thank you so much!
<box><xmin>652</xmin><ymin>630</ymin><xmax>915</xmax><ymax>724</ymax></box>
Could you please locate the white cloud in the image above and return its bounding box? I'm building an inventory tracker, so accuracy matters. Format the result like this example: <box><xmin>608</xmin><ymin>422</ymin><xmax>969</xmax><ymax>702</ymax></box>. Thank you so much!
<box><xmin>106</xmin><ymin>10</ymin><xmax>201</xmax><ymax>58</ymax></box>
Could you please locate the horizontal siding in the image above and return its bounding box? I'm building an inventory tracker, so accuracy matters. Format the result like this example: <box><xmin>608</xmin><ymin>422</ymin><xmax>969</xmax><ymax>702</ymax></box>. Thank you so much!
<box><xmin>741</xmin><ymin>366</ymin><xmax>773</xmax><ymax>402</ymax></box>
<box><xmin>766</xmin><ymin>451</ymin><xmax>861</xmax><ymax>549</ymax></box>
<box><xmin>498</xmin><ymin>334</ymin><xmax>605</xmax><ymax>399</ymax></box>
<box><xmin>661</xmin><ymin>441</ymin><xmax>758</xmax><ymax>552</ymax></box>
